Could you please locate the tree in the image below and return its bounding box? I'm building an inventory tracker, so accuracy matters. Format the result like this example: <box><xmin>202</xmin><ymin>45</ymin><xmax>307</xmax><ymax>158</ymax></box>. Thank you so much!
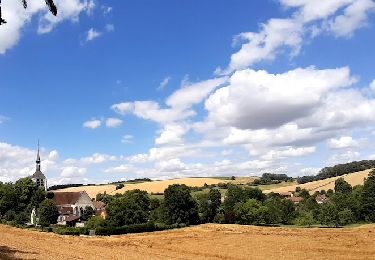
<box><xmin>81</xmin><ymin>206</ymin><xmax>95</xmax><ymax>221</ymax></box>
<box><xmin>334</xmin><ymin>178</ymin><xmax>352</xmax><ymax>194</ymax></box>
<box><xmin>361</xmin><ymin>171</ymin><xmax>375</xmax><ymax>222</ymax></box>
<box><xmin>265</xmin><ymin>197</ymin><xmax>296</xmax><ymax>224</ymax></box>
<box><xmin>107</xmin><ymin>189</ymin><xmax>150</xmax><ymax>226</ymax></box>
<box><xmin>234</xmin><ymin>199</ymin><xmax>269</xmax><ymax>225</ymax></box>
<box><xmin>338</xmin><ymin>209</ymin><xmax>355</xmax><ymax>226</ymax></box>
<box><xmin>295</xmin><ymin>212</ymin><xmax>315</xmax><ymax>227</ymax></box>
<box><xmin>38</xmin><ymin>199</ymin><xmax>59</xmax><ymax>227</ymax></box>
<box><xmin>164</xmin><ymin>184</ymin><xmax>199</xmax><ymax>225</ymax></box>
<box><xmin>85</xmin><ymin>216</ymin><xmax>107</xmax><ymax>229</ymax></box>
<box><xmin>195</xmin><ymin>189</ymin><xmax>222</xmax><ymax>223</ymax></box>
<box><xmin>299</xmin><ymin>189</ymin><xmax>310</xmax><ymax>199</ymax></box>
<box><xmin>319</xmin><ymin>204</ymin><xmax>339</xmax><ymax>227</ymax></box>
<box><xmin>116</xmin><ymin>183</ymin><xmax>124</xmax><ymax>190</ymax></box>
<box><xmin>0</xmin><ymin>0</ymin><xmax>57</xmax><ymax>25</ymax></box>
<box><xmin>223</xmin><ymin>185</ymin><xmax>265</xmax><ymax>223</ymax></box>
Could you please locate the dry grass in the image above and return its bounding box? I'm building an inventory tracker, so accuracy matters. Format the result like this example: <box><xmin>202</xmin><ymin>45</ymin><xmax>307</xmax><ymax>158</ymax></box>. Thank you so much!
<box><xmin>1</xmin><ymin>224</ymin><xmax>374</xmax><ymax>259</ymax></box>
<box><xmin>265</xmin><ymin>169</ymin><xmax>372</xmax><ymax>194</ymax></box>
<box><xmin>54</xmin><ymin>177</ymin><xmax>249</xmax><ymax>198</ymax></box>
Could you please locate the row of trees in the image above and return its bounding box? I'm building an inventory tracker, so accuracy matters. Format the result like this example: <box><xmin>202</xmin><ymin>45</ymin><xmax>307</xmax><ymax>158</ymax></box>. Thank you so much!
<box><xmin>252</xmin><ymin>173</ymin><xmax>293</xmax><ymax>185</ymax></box>
<box><xmin>89</xmin><ymin>170</ymin><xmax>375</xmax><ymax>229</ymax></box>
<box><xmin>297</xmin><ymin>160</ymin><xmax>375</xmax><ymax>184</ymax></box>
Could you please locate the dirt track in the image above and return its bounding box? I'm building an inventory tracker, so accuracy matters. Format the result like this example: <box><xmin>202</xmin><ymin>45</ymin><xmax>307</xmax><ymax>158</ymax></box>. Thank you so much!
<box><xmin>1</xmin><ymin>224</ymin><xmax>375</xmax><ymax>260</ymax></box>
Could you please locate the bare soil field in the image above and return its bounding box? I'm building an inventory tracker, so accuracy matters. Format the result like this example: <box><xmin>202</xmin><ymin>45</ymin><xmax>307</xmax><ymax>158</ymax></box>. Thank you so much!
<box><xmin>55</xmin><ymin>177</ymin><xmax>256</xmax><ymax>198</ymax></box>
<box><xmin>265</xmin><ymin>169</ymin><xmax>372</xmax><ymax>194</ymax></box>
<box><xmin>1</xmin><ymin>224</ymin><xmax>374</xmax><ymax>260</ymax></box>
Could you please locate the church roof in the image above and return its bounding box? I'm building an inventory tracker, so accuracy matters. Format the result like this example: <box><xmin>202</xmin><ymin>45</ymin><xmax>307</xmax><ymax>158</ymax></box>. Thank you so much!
<box><xmin>32</xmin><ymin>170</ymin><xmax>46</xmax><ymax>179</ymax></box>
<box><xmin>52</xmin><ymin>191</ymin><xmax>88</xmax><ymax>206</ymax></box>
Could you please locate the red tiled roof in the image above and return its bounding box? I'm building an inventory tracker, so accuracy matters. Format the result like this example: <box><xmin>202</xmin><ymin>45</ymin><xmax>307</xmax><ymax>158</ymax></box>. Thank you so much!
<box><xmin>94</xmin><ymin>201</ymin><xmax>106</xmax><ymax>210</ymax></box>
<box><xmin>288</xmin><ymin>197</ymin><xmax>304</xmax><ymax>203</ymax></box>
<box><xmin>64</xmin><ymin>215</ymin><xmax>80</xmax><ymax>222</ymax></box>
<box><xmin>52</xmin><ymin>192</ymin><xmax>83</xmax><ymax>205</ymax></box>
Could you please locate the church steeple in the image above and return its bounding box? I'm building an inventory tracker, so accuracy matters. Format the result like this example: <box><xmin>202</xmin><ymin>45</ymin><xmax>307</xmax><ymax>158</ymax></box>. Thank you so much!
<box><xmin>31</xmin><ymin>140</ymin><xmax>47</xmax><ymax>191</ymax></box>
<box><xmin>36</xmin><ymin>140</ymin><xmax>41</xmax><ymax>172</ymax></box>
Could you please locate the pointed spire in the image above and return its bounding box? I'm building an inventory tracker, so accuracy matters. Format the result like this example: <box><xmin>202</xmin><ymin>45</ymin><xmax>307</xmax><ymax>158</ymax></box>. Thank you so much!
<box><xmin>36</xmin><ymin>140</ymin><xmax>41</xmax><ymax>171</ymax></box>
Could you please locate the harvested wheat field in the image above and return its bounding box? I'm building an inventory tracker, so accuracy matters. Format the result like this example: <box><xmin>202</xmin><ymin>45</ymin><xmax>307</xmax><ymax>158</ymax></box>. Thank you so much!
<box><xmin>265</xmin><ymin>169</ymin><xmax>372</xmax><ymax>194</ymax></box>
<box><xmin>55</xmin><ymin>177</ymin><xmax>256</xmax><ymax>198</ymax></box>
<box><xmin>1</xmin><ymin>224</ymin><xmax>375</xmax><ymax>260</ymax></box>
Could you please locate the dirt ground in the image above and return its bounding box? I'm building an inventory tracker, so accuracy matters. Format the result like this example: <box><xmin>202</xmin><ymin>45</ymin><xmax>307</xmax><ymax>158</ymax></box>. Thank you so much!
<box><xmin>1</xmin><ymin>224</ymin><xmax>374</xmax><ymax>260</ymax></box>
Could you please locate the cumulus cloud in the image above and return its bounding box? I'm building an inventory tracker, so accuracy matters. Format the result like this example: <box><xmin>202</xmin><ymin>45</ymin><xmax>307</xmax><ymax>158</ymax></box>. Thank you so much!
<box><xmin>61</xmin><ymin>166</ymin><xmax>87</xmax><ymax>177</ymax></box>
<box><xmin>261</xmin><ymin>146</ymin><xmax>316</xmax><ymax>160</ymax></box>
<box><xmin>328</xmin><ymin>136</ymin><xmax>358</xmax><ymax>149</ymax></box>
<box><xmin>327</xmin><ymin>150</ymin><xmax>361</xmax><ymax>166</ymax></box>
<box><xmin>223</xmin><ymin>0</ymin><xmax>375</xmax><ymax>72</ymax></box>
<box><xmin>105</xmin><ymin>118</ymin><xmax>122</xmax><ymax>128</ymax></box>
<box><xmin>83</xmin><ymin>119</ymin><xmax>101</xmax><ymax>129</ymax></box>
<box><xmin>206</xmin><ymin>67</ymin><xmax>355</xmax><ymax>130</ymax></box>
<box><xmin>0</xmin><ymin>0</ymin><xmax>96</xmax><ymax>54</ymax></box>
<box><xmin>155</xmin><ymin>124</ymin><xmax>188</xmax><ymax>145</ymax></box>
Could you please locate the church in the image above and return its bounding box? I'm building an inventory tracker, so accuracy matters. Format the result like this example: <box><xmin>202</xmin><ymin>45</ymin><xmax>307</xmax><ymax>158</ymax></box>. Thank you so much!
<box><xmin>30</xmin><ymin>143</ymin><xmax>47</xmax><ymax>191</ymax></box>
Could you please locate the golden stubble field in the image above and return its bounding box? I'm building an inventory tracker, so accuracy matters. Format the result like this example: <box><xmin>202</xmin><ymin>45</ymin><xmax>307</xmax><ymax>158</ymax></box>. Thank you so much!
<box><xmin>54</xmin><ymin>177</ymin><xmax>256</xmax><ymax>198</ymax></box>
<box><xmin>266</xmin><ymin>169</ymin><xmax>372</xmax><ymax>194</ymax></box>
<box><xmin>0</xmin><ymin>224</ymin><xmax>374</xmax><ymax>260</ymax></box>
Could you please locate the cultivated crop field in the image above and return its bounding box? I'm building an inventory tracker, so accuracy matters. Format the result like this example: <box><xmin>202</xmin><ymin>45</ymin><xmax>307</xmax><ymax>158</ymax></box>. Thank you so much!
<box><xmin>54</xmin><ymin>177</ymin><xmax>256</xmax><ymax>198</ymax></box>
<box><xmin>1</xmin><ymin>224</ymin><xmax>374</xmax><ymax>259</ymax></box>
<box><xmin>266</xmin><ymin>169</ymin><xmax>372</xmax><ymax>194</ymax></box>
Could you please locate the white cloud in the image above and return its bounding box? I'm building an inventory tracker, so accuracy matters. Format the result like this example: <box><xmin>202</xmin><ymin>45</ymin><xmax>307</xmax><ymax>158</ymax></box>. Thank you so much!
<box><xmin>299</xmin><ymin>167</ymin><xmax>320</xmax><ymax>176</ymax></box>
<box><xmin>105</xmin><ymin>118</ymin><xmax>122</xmax><ymax>128</ymax></box>
<box><xmin>112</xmin><ymin>101</ymin><xmax>195</xmax><ymax>124</ymax></box>
<box><xmin>86</xmin><ymin>28</ymin><xmax>102</xmax><ymax>41</ymax></box>
<box><xmin>155</xmin><ymin>124</ymin><xmax>188</xmax><ymax>145</ymax></box>
<box><xmin>222</xmin><ymin>0</ymin><xmax>375</xmax><ymax>72</ymax></box>
<box><xmin>102</xmin><ymin>5</ymin><xmax>112</xmax><ymax>15</ymax></box>
<box><xmin>105</xmin><ymin>23</ymin><xmax>115</xmax><ymax>32</ymax></box>
<box><xmin>327</xmin><ymin>0</ymin><xmax>375</xmax><ymax>37</ymax></box>
<box><xmin>327</xmin><ymin>150</ymin><xmax>361</xmax><ymax>166</ymax></box>
<box><xmin>206</xmin><ymin>67</ymin><xmax>355</xmax><ymax>130</ymax></box>
<box><xmin>261</xmin><ymin>146</ymin><xmax>316</xmax><ymax>160</ymax></box>
<box><xmin>9</xmin><ymin>5</ymin><xmax>92</xmax><ymax>58</ymax></box>
<box><xmin>166</xmin><ymin>77</ymin><xmax>228</xmax><ymax>109</ymax></box>
<box><xmin>328</xmin><ymin>136</ymin><xmax>358</xmax><ymax>149</ymax></box>
<box><xmin>157</xmin><ymin>76</ymin><xmax>171</xmax><ymax>90</ymax></box>
<box><xmin>121</xmin><ymin>135</ymin><xmax>134</xmax><ymax>144</ymax></box>
<box><xmin>104</xmin><ymin>164</ymin><xmax>135</xmax><ymax>174</ymax></box>
<box><xmin>370</xmin><ymin>79</ymin><xmax>375</xmax><ymax>93</ymax></box>
<box><xmin>83</xmin><ymin>119</ymin><xmax>101</xmax><ymax>129</ymax></box>
<box><xmin>61</xmin><ymin>167</ymin><xmax>87</xmax><ymax>177</ymax></box>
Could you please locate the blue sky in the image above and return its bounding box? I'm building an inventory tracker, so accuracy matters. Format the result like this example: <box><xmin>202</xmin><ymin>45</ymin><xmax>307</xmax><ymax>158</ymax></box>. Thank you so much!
<box><xmin>1</xmin><ymin>0</ymin><xmax>375</xmax><ymax>185</ymax></box>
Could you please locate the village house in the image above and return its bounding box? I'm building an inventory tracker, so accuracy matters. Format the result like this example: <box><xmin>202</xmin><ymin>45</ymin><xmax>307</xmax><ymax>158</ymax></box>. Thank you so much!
<box><xmin>52</xmin><ymin>191</ymin><xmax>95</xmax><ymax>226</ymax></box>
<box><xmin>287</xmin><ymin>196</ymin><xmax>304</xmax><ymax>204</ymax></box>
<box><xmin>316</xmin><ymin>194</ymin><xmax>330</xmax><ymax>204</ymax></box>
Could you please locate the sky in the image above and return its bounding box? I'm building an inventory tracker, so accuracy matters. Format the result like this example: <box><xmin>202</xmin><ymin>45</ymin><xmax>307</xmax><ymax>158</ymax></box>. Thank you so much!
<box><xmin>1</xmin><ymin>0</ymin><xmax>375</xmax><ymax>186</ymax></box>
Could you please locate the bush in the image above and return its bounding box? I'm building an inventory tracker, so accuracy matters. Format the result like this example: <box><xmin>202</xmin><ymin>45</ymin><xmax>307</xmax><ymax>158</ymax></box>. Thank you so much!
<box><xmin>54</xmin><ymin>227</ymin><xmax>84</xmax><ymax>236</ymax></box>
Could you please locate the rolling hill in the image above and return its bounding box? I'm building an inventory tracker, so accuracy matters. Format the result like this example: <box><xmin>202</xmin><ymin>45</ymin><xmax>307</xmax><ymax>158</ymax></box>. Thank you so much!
<box><xmin>54</xmin><ymin>177</ymin><xmax>256</xmax><ymax>198</ymax></box>
<box><xmin>265</xmin><ymin>169</ymin><xmax>372</xmax><ymax>194</ymax></box>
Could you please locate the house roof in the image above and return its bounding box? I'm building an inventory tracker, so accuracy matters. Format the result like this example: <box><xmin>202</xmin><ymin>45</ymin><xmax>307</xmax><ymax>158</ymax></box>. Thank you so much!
<box><xmin>94</xmin><ymin>201</ymin><xmax>106</xmax><ymax>210</ymax></box>
<box><xmin>278</xmin><ymin>191</ymin><xmax>293</xmax><ymax>196</ymax></box>
<box><xmin>65</xmin><ymin>215</ymin><xmax>80</xmax><ymax>222</ymax></box>
<box><xmin>288</xmin><ymin>197</ymin><xmax>304</xmax><ymax>203</ymax></box>
<box><xmin>53</xmin><ymin>192</ymin><xmax>84</xmax><ymax>205</ymax></box>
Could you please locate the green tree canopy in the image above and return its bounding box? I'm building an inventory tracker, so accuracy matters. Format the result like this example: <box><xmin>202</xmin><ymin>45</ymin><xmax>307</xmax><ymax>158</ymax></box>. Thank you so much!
<box><xmin>164</xmin><ymin>184</ymin><xmax>199</xmax><ymax>225</ymax></box>
<box><xmin>38</xmin><ymin>199</ymin><xmax>59</xmax><ymax>227</ymax></box>
<box><xmin>107</xmin><ymin>189</ymin><xmax>150</xmax><ymax>226</ymax></box>
<box><xmin>334</xmin><ymin>178</ymin><xmax>352</xmax><ymax>194</ymax></box>
<box><xmin>361</xmin><ymin>171</ymin><xmax>375</xmax><ymax>222</ymax></box>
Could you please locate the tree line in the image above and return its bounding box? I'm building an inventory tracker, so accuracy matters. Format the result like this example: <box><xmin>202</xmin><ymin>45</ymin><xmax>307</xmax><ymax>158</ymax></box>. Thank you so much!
<box><xmin>297</xmin><ymin>160</ymin><xmax>375</xmax><ymax>184</ymax></box>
